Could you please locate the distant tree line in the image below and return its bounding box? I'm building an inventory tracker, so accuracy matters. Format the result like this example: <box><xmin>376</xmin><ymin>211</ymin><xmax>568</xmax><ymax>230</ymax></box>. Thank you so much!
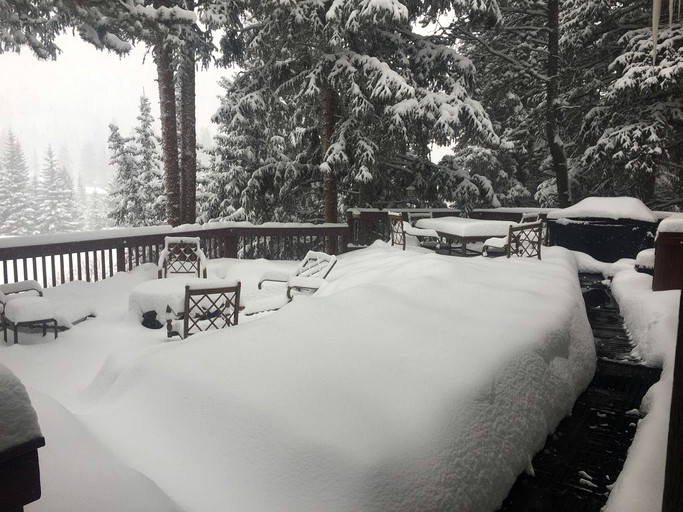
<box><xmin>0</xmin><ymin>132</ymin><xmax>109</xmax><ymax>236</ymax></box>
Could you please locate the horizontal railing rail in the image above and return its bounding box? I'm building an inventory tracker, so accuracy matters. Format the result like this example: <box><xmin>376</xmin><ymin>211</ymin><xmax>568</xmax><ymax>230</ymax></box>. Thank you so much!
<box><xmin>0</xmin><ymin>223</ymin><xmax>350</xmax><ymax>287</ymax></box>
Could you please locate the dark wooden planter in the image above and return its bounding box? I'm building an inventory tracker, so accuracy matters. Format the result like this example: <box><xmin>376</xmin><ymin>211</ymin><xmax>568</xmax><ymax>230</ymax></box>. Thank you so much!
<box><xmin>0</xmin><ymin>436</ymin><xmax>46</xmax><ymax>511</ymax></box>
<box><xmin>653</xmin><ymin>231</ymin><xmax>683</xmax><ymax>291</ymax></box>
<box><xmin>547</xmin><ymin>217</ymin><xmax>656</xmax><ymax>263</ymax></box>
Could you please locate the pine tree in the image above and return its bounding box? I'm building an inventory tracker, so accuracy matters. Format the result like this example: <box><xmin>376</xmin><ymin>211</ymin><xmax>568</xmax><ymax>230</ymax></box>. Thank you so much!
<box><xmin>211</xmin><ymin>0</ymin><xmax>500</xmax><ymax>222</ymax></box>
<box><xmin>133</xmin><ymin>95</ymin><xmax>166</xmax><ymax>225</ymax></box>
<box><xmin>35</xmin><ymin>147</ymin><xmax>82</xmax><ymax>233</ymax></box>
<box><xmin>0</xmin><ymin>132</ymin><xmax>38</xmax><ymax>235</ymax></box>
<box><xmin>108</xmin><ymin>124</ymin><xmax>139</xmax><ymax>227</ymax></box>
<box><xmin>108</xmin><ymin>96</ymin><xmax>166</xmax><ymax>227</ymax></box>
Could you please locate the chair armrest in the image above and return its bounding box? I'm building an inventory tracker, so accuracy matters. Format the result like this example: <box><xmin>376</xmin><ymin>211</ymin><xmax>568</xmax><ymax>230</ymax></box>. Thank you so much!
<box><xmin>0</xmin><ymin>280</ymin><xmax>44</xmax><ymax>297</ymax></box>
<box><xmin>258</xmin><ymin>271</ymin><xmax>290</xmax><ymax>289</ymax></box>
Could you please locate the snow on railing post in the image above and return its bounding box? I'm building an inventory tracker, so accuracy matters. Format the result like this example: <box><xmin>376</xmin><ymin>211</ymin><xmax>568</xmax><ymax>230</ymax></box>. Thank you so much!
<box><xmin>662</xmin><ymin>282</ymin><xmax>683</xmax><ymax>512</ymax></box>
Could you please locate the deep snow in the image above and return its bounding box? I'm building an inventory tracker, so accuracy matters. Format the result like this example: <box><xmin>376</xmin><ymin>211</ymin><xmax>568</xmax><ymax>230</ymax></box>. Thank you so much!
<box><xmin>0</xmin><ymin>243</ymin><xmax>644</xmax><ymax>511</ymax></box>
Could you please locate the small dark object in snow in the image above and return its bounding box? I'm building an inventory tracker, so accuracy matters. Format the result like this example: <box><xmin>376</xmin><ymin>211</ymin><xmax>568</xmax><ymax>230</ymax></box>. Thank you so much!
<box><xmin>142</xmin><ymin>311</ymin><xmax>163</xmax><ymax>329</ymax></box>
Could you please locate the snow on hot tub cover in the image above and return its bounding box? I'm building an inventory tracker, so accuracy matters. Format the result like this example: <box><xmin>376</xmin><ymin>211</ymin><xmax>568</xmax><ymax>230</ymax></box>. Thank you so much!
<box><xmin>547</xmin><ymin>196</ymin><xmax>658</xmax><ymax>222</ymax></box>
<box><xmin>81</xmin><ymin>244</ymin><xmax>596</xmax><ymax>512</ymax></box>
<box><xmin>0</xmin><ymin>362</ymin><xmax>42</xmax><ymax>454</ymax></box>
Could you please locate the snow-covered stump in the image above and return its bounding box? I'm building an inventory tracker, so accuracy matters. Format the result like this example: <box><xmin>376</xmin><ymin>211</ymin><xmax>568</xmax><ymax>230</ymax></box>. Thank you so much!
<box><xmin>0</xmin><ymin>363</ymin><xmax>45</xmax><ymax>511</ymax></box>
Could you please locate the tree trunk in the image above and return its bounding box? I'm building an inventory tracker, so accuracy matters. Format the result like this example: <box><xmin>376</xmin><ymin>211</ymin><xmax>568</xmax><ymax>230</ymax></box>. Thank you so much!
<box><xmin>321</xmin><ymin>87</ymin><xmax>337</xmax><ymax>224</ymax></box>
<box><xmin>154</xmin><ymin>14</ymin><xmax>181</xmax><ymax>226</ymax></box>
<box><xmin>546</xmin><ymin>0</ymin><xmax>570</xmax><ymax>208</ymax></box>
<box><xmin>180</xmin><ymin>7</ymin><xmax>197</xmax><ymax>225</ymax></box>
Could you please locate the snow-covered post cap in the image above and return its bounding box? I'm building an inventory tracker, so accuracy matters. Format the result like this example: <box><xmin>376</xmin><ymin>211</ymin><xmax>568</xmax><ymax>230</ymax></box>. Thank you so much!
<box><xmin>656</xmin><ymin>215</ymin><xmax>683</xmax><ymax>237</ymax></box>
<box><xmin>0</xmin><ymin>363</ymin><xmax>43</xmax><ymax>454</ymax></box>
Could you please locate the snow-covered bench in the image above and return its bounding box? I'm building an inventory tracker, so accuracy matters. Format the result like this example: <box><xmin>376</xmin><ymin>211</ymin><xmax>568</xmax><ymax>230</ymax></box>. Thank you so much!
<box><xmin>0</xmin><ymin>280</ymin><xmax>58</xmax><ymax>344</ymax></box>
<box><xmin>258</xmin><ymin>251</ymin><xmax>338</xmax><ymax>300</ymax></box>
<box><xmin>157</xmin><ymin>236</ymin><xmax>208</xmax><ymax>279</ymax></box>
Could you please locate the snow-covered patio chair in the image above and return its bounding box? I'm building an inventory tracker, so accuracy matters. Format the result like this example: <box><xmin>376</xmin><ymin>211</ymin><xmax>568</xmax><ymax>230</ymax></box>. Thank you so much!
<box><xmin>166</xmin><ymin>281</ymin><xmax>241</xmax><ymax>339</ymax></box>
<box><xmin>258</xmin><ymin>251</ymin><xmax>337</xmax><ymax>300</ymax></box>
<box><xmin>158</xmin><ymin>236</ymin><xmax>208</xmax><ymax>279</ymax></box>
<box><xmin>388</xmin><ymin>211</ymin><xmax>439</xmax><ymax>250</ymax></box>
<box><xmin>0</xmin><ymin>280</ymin><xmax>58</xmax><ymax>345</ymax></box>
<box><xmin>482</xmin><ymin>221</ymin><xmax>543</xmax><ymax>259</ymax></box>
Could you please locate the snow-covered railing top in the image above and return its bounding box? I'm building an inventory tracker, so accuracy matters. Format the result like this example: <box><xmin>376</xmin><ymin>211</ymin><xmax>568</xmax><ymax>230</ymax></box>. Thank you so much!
<box><xmin>0</xmin><ymin>221</ymin><xmax>347</xmax><ymax>250</ymax></box>
<box><xmin>546</xmin><ymin>197</ymin><xmax>658</xmax><ymax>223</ymax></box>
<box><xmin>0</xmin><ymin>223</ymin><xmax>350</xmax><ymax>288</ymax></box>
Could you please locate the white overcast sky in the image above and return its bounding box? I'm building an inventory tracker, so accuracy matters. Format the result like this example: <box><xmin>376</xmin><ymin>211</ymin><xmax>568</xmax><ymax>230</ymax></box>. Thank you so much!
<box><xmin>0</xmin><ymin>33</ymin><xmax>231</xmax><ymax>184</ymax></box>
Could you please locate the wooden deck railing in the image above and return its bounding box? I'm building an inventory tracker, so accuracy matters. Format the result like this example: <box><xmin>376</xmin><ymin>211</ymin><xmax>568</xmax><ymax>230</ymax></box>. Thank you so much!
<box><xmin>346</xmin><ymin>207</ymin><xmax>549</xmax><ymax>246</ymax></box>
<box><xmin>0</xmin><ymin>223</ymin><xmax>350</xmax><ymax>288</ymax></box>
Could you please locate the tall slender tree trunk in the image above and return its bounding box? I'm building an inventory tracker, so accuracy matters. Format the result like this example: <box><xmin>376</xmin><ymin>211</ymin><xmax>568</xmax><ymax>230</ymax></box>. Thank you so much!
<box><xmin>321</xmin><ymin>87</ymin><xmax>337</xmax><ymax>224</ymax></box>
<box><xmin>546</xmin><ymin>0</ymin><xmax>570</xmax><ymax>208</ymax></box>
<box><xmin>180</xmin><ymin>15</ymin><xmax>197</xmax><ymax>225</ymax></box>
<box><xmin>154</xmin><ymin>18</ymin><xmax>181</xmax><ymax>226</ymax></box>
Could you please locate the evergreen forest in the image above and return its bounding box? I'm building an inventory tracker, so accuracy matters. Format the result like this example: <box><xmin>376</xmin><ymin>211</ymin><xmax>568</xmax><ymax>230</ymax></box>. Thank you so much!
<box><xmin>0</xmin><ymin>0</ymin><xmax>680</xmax><ymax>233</ymax></box>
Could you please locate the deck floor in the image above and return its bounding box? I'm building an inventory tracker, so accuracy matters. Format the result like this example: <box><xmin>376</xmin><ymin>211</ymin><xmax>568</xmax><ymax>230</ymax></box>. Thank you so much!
<box><xmin>497</xmin><ymin>273</ymin><xmax>662</xmax><ymax>512</ymax></box>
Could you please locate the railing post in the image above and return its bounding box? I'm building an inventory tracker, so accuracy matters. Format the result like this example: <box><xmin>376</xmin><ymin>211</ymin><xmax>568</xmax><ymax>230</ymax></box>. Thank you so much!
<box><xmin>116</xmin><ymin>245</ymin><xmax>126</xmax><ymax>273</ymax></box>
<box><xmin>223</xmin><ymin>235</ymin><xmax>238</xmax><ymax>258</ymax></box>
<box><xmin>662</xmin><ymin>284</ymin><xmax>683</xmax><ymax>512</ymax></box>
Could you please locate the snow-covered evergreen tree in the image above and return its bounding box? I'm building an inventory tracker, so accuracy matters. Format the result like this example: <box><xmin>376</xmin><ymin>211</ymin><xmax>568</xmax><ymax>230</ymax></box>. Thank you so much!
<box><xmin>0</xmin><ymin>132</ymin><xmax>38</xmax><ymax>235</ymax></box>
<box><xmin>108</xmin><ymin>95</ymin><xmax>166</xmax><ymax>227</ymax></box>
<box><xmin>210</xmin><ymin>0</ymin><xmax>500</xmax><ymax>222</ymax></box>
<box><xmin>34</xmin><ymin>146</ymin><xmax>82</xmax><ymax>233</ymax></box>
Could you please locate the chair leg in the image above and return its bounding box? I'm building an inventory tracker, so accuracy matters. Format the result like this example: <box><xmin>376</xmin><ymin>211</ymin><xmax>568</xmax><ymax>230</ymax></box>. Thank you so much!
<box><xmin>53</xmin><ymin>320</ymin><xmax>58</xmax><ymax>339</ymax></box>
<box><xmin>14</xmin><ymin>325</ymin><xmax>18</xmax><ymax>345</ymax></box>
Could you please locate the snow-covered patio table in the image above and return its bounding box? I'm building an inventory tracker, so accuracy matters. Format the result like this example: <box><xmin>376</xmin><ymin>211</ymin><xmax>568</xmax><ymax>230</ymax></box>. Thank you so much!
<box><xmin>129</xmin><ymin>277</ymin><xmax>230</xmax><ymax>324</ymax></box>
<box><xmin>75</xmin><ymin>244</ymin><xmax>595</xmax><ymax>511</ymax></box>
<box><xmin>415</xmin><ymin>216</ymin><xmax>518</xmax><ymax>255</ymax></box>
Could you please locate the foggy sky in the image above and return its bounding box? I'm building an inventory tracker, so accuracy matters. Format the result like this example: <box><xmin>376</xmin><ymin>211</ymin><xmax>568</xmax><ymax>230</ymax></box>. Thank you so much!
<box><xmin>0</xmin><ymin>34</ymin><xmax>231</xmax><ymax>187</ymax></box>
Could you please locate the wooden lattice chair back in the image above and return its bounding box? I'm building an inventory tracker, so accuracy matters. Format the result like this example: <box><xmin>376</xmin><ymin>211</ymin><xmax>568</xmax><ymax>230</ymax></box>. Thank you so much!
<box><xmin>507</xmin><ymin>221</ymin><xmax>543</xmax><ymax>259</ymax></box>
<box><xmin>387</xmin><ymin>211</ymin><xmax>406</xmax><ymax>249</ymax></box>
<box><xmin>158</xmin><ymin>236</ymin><xmax>208</xmax><ymax>278</ymax></box>
<box><xmin>177</xmin><ymin>281</ymin><xmax>241</xmax><ymax>339</ymax></box>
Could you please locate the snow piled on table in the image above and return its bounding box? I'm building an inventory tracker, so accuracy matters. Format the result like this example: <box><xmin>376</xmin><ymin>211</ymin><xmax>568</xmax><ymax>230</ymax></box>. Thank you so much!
<box><xmin>603</xmin><ymin>269</ymin><xmax>680</xmax><ymax>512</ymax></box>
<box><xmin>546</xmin><ymin>196</ymin><xmax>658</xmax><ymax>222</ymax></box>
<box><xmin>73</xmin><ymin>244</ymin><xmax>594</xmax><ymax>512</ymax></box>
<box><xmin>0</xmin><ymin>362</ymin><xmax>42</xmax><ymax>453</ymax></box>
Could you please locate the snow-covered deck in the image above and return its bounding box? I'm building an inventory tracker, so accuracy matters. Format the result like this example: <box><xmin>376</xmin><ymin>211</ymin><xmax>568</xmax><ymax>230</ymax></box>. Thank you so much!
<box><xmin>0</xmin><ymin>244</ymin><xmax>596</xmax><ymax>511</ymax></box>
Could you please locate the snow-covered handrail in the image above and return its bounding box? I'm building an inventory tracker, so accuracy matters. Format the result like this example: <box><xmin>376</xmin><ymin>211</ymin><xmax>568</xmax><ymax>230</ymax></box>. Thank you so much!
<box><xmin>0</xmin><ymin>223</ymin><xmax>350</xmax><ymax>288</ymax></box>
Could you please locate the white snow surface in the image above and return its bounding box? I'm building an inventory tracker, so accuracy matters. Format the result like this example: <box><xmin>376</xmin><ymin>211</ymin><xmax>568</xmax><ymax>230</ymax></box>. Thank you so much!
<box><xmin>635</xmin><ymin>249</ymin><xmax>655</xmax><ymax>269</ymax></box>
<box><xmin>416</xmin><ymin>216</ymin><xmax>516</xmax><ymax>237</ymax></box>
<box><xmin>546</xmin><ymin>197</ymin><xmax>658</xmax><ymax>222</ymax></box>
<box><xmin>656</xmin><ymin>213</ymin><xmax>683</xmax><ymax>233</ymax></box>
<box><xmin>0</xmin><ymin>245</ymin><xmax>597</xmax><ymax>511</ymax></box>
<box><xmin>0</xmin><ymin>362</ymin><xmax>42</xmax><ymax>453</ymax></box>
<box><xmin>604</xmin><ymin>269</ymin><xmax>680</xmax><ymax>512</ymax></box>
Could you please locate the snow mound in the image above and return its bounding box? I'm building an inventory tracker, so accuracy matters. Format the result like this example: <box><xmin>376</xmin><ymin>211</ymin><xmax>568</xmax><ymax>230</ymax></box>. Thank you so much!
<box><xmin>80</xmin><ymin>245</ymin><xmax>595</xmax><ymax>512</ymax></box>
<box><xmin>547</xmin><ymin>197</ymin><xmax>657</xmax><ymax>222</ymax></box>
<box><xmin>0</xmin><ymin>362</ymin><xmax>42</xmax><ymax>453</ymax></box>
